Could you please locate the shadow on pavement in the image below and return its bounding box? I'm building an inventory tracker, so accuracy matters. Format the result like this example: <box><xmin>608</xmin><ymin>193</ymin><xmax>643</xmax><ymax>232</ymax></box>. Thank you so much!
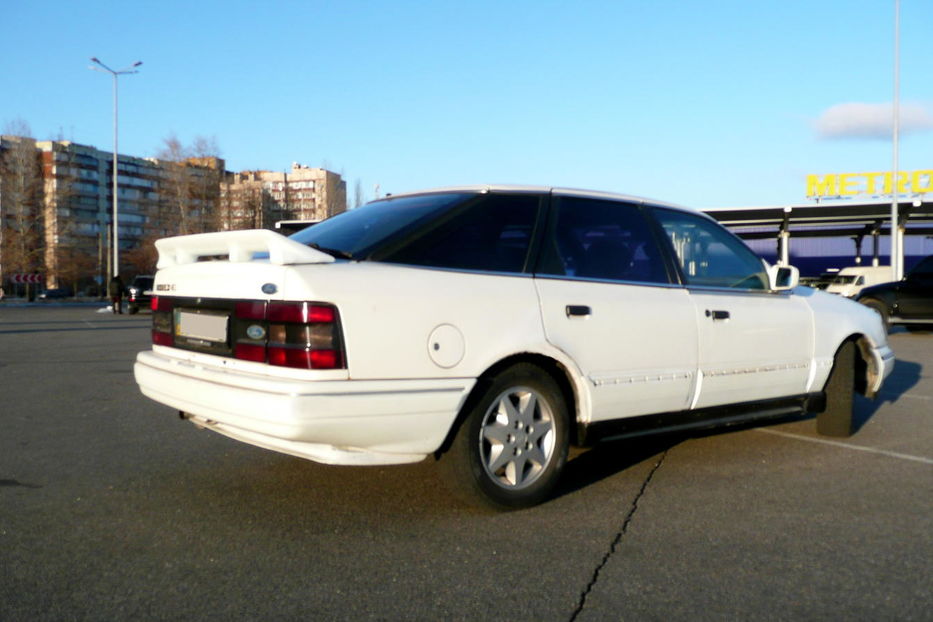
<box><xmin>551</xmin><ymin>356</ymin><xmax>926</xmax><ymax>500</ymax></box>
<box><xmin>853</xmin><ymin>357</ymin><xmax>923</xmax><ymax>431</ymax></box>
<box><xmin>554</xmin><ymin>435</ymin><xmax>684</xmax><ymax>501</ymax></box>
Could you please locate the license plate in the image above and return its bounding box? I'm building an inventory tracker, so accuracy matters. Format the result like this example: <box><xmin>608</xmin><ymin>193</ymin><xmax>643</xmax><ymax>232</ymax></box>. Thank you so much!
<box><xmin>175</xmin><ymin>310</ymin><xmax>228</xmax><ymax>343</ymax></box>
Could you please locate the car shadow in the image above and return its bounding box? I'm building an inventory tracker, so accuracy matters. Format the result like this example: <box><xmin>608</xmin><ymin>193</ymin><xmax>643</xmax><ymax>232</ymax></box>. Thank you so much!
<box><xmin>553</xmin><ymin>434</ymin><xmax>686</xmax><ymax>500</ymax></box>
<box><xmin>552</xmin><ymin>358</ymin><xmax>924</xmax><ymax>500</ymax></box>
<box><xmin>853</xmin><ymin>357</ymin><xmax>923</xmax><ymax>431</ymax></box>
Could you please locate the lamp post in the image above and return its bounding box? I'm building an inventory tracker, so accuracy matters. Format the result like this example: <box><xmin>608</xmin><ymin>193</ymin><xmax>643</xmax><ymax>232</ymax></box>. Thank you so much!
<box><xmin>89</xmin><ymin>57</ymin><xmax>141</xmax><ymax>293</ymax></box>
<box><xmin>891</xmin><ymin>0</ymin><xmax>901</xmax><ymax>281</ymax></box>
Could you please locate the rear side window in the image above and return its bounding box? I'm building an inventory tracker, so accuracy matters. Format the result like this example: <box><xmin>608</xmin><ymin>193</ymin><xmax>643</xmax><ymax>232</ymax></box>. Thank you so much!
<box><xmin>536</xmin><ymin>197</ymin><xmax>671</xmax><ymax>284</ymax></box>
<box><xmin>652</xmin><ymin>208</ymin><xmax>768</xmax><ymax>290</ymax></box>
<box><xmin>375</xmin><ymin>194</ymin><xmax>542</xmax><ymax>273</ymax></box>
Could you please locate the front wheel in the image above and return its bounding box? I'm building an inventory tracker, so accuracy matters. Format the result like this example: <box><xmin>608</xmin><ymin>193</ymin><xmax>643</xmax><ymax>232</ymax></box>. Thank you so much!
<box><xmin>817</xmin><ymin>341</ymin><xmax>856</xmax><ymax>437</ymax></box>
<box><xmin>439</xmin><ymin>364</ymin><xmax>570</xmax><ymax>510</ymax></box>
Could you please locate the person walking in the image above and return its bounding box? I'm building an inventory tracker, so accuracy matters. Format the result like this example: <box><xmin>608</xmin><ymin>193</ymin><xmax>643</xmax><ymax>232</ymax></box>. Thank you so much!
<box><xmin>110</xmin><ymin>274</ymin><xmax>125</xmax><ymax>314</ymax></box>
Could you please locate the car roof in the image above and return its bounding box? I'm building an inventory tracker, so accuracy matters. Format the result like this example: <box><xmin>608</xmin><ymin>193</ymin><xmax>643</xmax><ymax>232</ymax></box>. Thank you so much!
<box><xmin>371</xmin><ymin>184</ymin><xmax>698</xmax><ymax>214</ymax></box>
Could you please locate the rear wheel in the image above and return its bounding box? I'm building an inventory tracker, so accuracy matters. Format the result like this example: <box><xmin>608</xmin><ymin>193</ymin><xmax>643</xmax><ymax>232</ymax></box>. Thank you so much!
<box><xmin>817</xmin><ymin>341</ymin><xmax>856</xmax><ymax>437</ymax></box>
<box><xmin>440</xmin><ymin>364</ymin><xmax>569</xmax><ymax>510</ymax></box>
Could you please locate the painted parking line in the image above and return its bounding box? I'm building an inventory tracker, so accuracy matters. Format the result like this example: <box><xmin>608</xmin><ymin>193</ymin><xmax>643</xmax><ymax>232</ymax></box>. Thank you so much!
<box><xmin>879</xmin><ymin>392</ymin><xmax>932</xmax><ymax>402</ymax></box>
<box><xmin>756</xmin><ymin>428</ymin><xmax>933</xmax><ymax>465</ymax></box>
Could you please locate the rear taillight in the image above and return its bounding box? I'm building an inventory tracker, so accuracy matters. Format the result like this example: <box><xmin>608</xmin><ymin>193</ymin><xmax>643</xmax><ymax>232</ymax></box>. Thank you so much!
<box><xmin>235</xmin><ymin>301</ymin><xmax>345</xmax><ymax>370</ymax></box>
<box><xmin>151</xmin><ymin>296</ymin><xmax>174</xmax><ymax>346</ymax></box>
<box><xmin>150</xmin><ymin>297</ymin><xmax>345</xmax><ymax>371</ymax></box>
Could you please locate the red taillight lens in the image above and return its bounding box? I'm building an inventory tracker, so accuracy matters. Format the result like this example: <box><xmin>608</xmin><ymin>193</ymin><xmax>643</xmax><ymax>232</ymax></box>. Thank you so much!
<box><xmin>234</xmin><ymin>342</ymin><xmax>266</xmax><ymax>362</ymax></box>
<box><xmin>152</xmin><ymin>331</ymin><xmax>174</xmax><ymax>346</ymax></box>
<box><xmin>267</xmin><ymin>346</ymin><xmax>342</xmax><ymax>370</ymax></box>
<box><xmin>233</xmin><ymin>301</ymin><xmax>344</xmax><ymax>370</ymax></box>
<box><xmin>267</xmin><ymin>302</ymin><xmax>335</xmax><ymax>324</ymax></box>
<box><xmin>152</xmin><ymin>296</ymin><xmax>174</xmax><ymax>313</ymax></box>
<box><xmin>307</xmin><ymin>305</ymin><xmax>336</xmax><ymax>323</ymax></box>
<box><xmin>151</xmin><ymin>296</ymin><xmax>174</xmax><ymax>346</ymax></box>
<box><xmin>309</xmin><ymin>349</ymin><xmax>340</xmax><ymax>369</ymax></box>
<box><xmin>235</xmin><ymin>301</ymin><xmax>266</xmax><ymax>320</ymax></box>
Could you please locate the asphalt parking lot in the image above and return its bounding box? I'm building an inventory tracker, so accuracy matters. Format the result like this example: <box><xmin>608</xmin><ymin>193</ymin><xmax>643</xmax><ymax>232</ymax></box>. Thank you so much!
<box><xmin>1</xmin><ymin>306</ymin><xmax>930</xmax><ymax>621</ymax></box>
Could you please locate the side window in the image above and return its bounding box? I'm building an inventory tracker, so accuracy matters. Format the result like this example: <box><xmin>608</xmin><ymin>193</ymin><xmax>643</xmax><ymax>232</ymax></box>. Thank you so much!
<box><xmin>909</xmin><ymin>255</ymin><xmax>933</xmax><ymax>279</ymax></box>
<box><xmin>379</xmin><ymin>194</ymin><xmax>540</xmax><ymax>273</ymax></box>
<box><xmin>652</xmin><ymin>208</ymin><xmax>768</xmax><ymax>290</ymax></box>
<box><xmin>537</xmin><ymin>197</ymin><xmax>670</xmax><ymax>284</ymax></box>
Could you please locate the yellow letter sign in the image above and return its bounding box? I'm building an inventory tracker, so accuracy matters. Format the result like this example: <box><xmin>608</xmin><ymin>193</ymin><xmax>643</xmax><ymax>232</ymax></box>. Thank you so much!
<box><xmin>807</xmin><ymin>170</ymin><xmax>933</xmax><ymax>198</ymax></box>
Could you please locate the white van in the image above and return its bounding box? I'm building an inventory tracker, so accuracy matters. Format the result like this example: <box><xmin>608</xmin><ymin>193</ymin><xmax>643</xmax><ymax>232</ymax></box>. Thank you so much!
<box><xmin>826</xmin><ymin>266</ymin><xmax>894</xmax><ymax>297</ymax></box>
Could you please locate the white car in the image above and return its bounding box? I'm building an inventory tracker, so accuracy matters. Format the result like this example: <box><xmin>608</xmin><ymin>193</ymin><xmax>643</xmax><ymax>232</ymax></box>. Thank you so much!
<box><xmin>134</xmin><ymin>186</ymin><xmax>895</xmax><ymax>509</ymax></box>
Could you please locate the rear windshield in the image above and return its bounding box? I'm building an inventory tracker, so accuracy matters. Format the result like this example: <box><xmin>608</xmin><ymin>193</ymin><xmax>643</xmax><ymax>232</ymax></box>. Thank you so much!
<box><xmin>290</xmin><ymin>191</ymin><xmax>542</xmax><ymax>273</ymax></box>
<box><xmin>290</xmin><ymin>193</ymin><xmax>471</xmax><ymax>259</ymax></box>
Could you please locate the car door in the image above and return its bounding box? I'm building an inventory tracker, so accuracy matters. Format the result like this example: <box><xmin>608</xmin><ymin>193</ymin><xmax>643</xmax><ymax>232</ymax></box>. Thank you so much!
<box><xmin>897</xmin><ymin>256</ymin><xmax>933</xmax><ymax>319</ymax></box>
<box><xmin>534</xmin><ymin>195</ymin><xmax>698</xmax><ymax>422</ymax></box>
<box><xmin>651</xmin><ymin>208</ymin><xmax>814</xmax><ymax>409</ymax></box>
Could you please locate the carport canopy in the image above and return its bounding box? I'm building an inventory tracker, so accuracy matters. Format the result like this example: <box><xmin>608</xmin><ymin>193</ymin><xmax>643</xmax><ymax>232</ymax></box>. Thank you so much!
<box><xmin>703</xmin><ymin>198</ymin><xmax>933</xmax><ymax>273</ymax></box>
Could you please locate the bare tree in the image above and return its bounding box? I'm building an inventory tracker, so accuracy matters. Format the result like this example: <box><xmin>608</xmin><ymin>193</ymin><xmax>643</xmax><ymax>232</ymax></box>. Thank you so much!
<box><xmin>353</xmin><ymin>178</ymin><xmax>365</xmax><ymax>209</ymax></box>
<box><xmin>217</xmin><ymin>176</ymin><xmax>268</xmax><ymax>231</ymax></box>
<box><xmin>54</xmin><ymin>246</ymin><xmax>96</xmax><ymax>295</ymax></box>
<box><xmin>122</xmin><ymin>233</ymin><xmax>159</xmax><ymax>275</ymax></box>
<box><xmin>41</xmin><ymin>140</ymin><xmax>82</xmax><ymax>288</ymax></box>
<box><xmin>156</xmin><ymin>134</ymin><xmax>194</xmax><ymax>235</ymax></box>
<box><xmin>1</xmin><ymin>121</ymin><xmax>44</xmax><ymax>296</ymax></box>
<box><xmin>155</xmin><ymin>133</ymin><xmax>223</xmax><ymax>236</ymax></box>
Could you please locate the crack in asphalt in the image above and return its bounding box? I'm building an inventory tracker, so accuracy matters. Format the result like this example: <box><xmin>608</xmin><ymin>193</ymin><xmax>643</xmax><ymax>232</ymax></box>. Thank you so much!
<box><xmin>568</xmin><ymin>450</ymin><xmax>669</xmax><ymax>622</ymax></box>
<box><xmin>0</xmin><ymin>479</ymin><xmax>42</xmax><ymax>489</ymax></box>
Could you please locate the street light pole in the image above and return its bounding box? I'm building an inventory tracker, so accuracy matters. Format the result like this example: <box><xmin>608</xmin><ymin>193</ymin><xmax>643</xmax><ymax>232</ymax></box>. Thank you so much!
<box><xmin>891</xmin><ymin>0</ymin><xmax>901</xmax><ymax>281</ymax></box>
<box><xmin>89</xmin><ymin>57</ymin><xmax>141</xmax><ymax>292</ymax></box>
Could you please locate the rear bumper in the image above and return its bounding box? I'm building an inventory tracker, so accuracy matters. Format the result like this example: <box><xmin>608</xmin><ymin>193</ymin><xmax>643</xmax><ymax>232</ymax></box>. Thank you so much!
<box><xmin>134</xmin><ymin>350</ymin><xmax>474</xmax><ymax>465</ymax></box>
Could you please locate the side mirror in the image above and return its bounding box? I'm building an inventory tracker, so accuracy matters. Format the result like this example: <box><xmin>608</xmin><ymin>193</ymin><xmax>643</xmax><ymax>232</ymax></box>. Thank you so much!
<box><xmin>768</xmin><ymin>264</ymin><xmax>799</xmax><ymax>291</ymax></box>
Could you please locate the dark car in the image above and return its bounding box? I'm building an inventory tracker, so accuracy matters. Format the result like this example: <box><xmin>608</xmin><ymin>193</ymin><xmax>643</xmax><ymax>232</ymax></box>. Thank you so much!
<box><xmin>38</xmin><ymin>287</ymin><xmax>73</xmax><ymax>300</ymax></box>
<box><xmin>127</xmin><ymin>275</ymin><xmax>154</xmax><ymax>314</ymax></box>
<box><xmin>856</xmin><ymin>255</ymin><xmax>933</xmax><ymax>331</ymax></box>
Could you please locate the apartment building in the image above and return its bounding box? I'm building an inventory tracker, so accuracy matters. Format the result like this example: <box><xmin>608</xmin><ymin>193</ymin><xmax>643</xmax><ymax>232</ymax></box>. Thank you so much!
<box><xmin>220</xmin><ymin>163</ymin><xmax>347</xmax><ymax>230</ymax></box>
<box><xmin>1</xmin><ymin>137</ymin><xmax>345</xmax><ymax>292</ymax></box>
<box><xmin>37</xmin><ymin>140</ymin><xmax>168</xmax><ymax>287</ymax></box>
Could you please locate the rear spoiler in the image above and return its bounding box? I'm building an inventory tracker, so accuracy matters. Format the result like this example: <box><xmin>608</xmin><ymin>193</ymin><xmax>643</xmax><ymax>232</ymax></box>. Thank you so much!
<box><xmin>155</xmin><ymin>229</ymin><xmax>335</xmax><ymax>269</ymax></box>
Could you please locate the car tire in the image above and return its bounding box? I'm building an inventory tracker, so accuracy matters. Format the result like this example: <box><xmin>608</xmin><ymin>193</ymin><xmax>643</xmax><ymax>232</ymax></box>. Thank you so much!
<box><xmin>860</xmin><ymin>298</ymin><xmax>889</xmax><ymax>333</ymax></box>
<box><xmin>817</xmin><ymin>341</ymin><xmax>856</xmax><ymax>437</ymax></box>
<box><xmin>439</xmin><ymin>363</ymin><xmax>570</xmax><ymax>510</ymax></box>
<box><xmin>128</xmin><ymin>304</ymin><xmax>139</xmax><ymax>315</ymax></box>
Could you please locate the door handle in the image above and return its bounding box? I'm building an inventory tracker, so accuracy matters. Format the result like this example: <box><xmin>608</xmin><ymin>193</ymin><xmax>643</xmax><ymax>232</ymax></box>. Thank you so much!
<box><xmin>705</xmin><ymin>309</ymin><xmax>730</xmax><ymax>321</ymax></box>
<box><xmin>566</xmin><ymin>305</ymin><xmax>592</xmax><ymax>317</ymax></box>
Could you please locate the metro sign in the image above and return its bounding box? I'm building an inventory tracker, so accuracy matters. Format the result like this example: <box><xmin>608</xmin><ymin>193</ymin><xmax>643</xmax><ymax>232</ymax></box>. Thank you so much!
<box><xmin>10</xmin><ymin>273</ymin><xmax>43</xmax><ymax>284</ymax></box>
<box><xmin>807</xmin><ymin>169</ymin><xmax>933</xmax><ymax>198</ymax></box>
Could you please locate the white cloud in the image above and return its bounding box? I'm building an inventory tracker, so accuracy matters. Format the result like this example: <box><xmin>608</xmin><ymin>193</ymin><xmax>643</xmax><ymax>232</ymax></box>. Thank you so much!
<box><xmin>813</xmin><ymin>102</ymin><xmax>933</xmax><ymax>140</ymax></box>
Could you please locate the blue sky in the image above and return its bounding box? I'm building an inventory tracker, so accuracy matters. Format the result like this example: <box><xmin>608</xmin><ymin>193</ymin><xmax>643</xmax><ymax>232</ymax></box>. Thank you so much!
<box><xmin>3</xmin><ymin>0</ymin><xmax>931</xmax><ymax>208</ymax></box>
